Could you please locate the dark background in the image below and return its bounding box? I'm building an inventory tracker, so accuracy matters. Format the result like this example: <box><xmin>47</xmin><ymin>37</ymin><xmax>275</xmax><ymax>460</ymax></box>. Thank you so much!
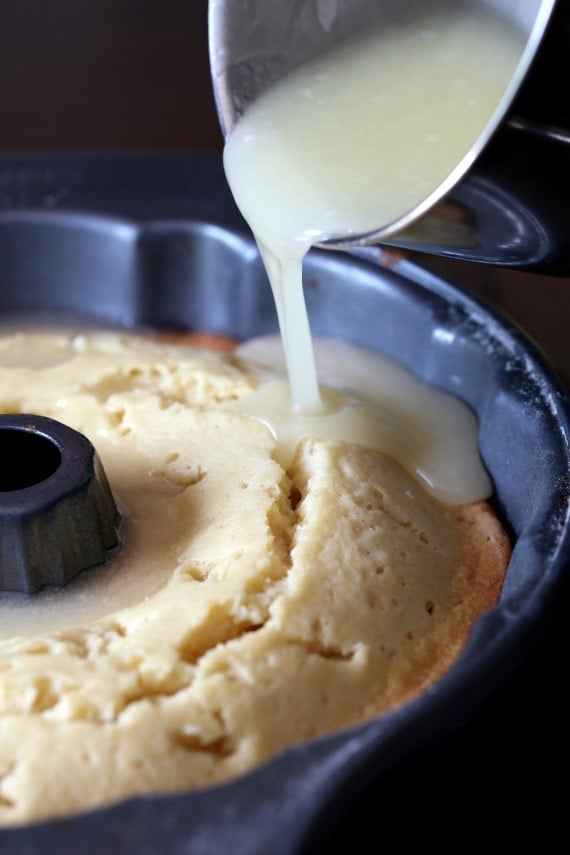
<box><xmin>0</xmin><ymin>1</ymin><xmax>568</xmax><ymax>850</ymax></box>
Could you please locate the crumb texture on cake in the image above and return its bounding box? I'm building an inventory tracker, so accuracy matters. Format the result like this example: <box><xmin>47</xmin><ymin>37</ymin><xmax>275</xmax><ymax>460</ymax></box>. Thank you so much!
<box><xmin>0</xmin><ymin>331</ymin><xmax>510</xmax><ymax>825</ymax></box>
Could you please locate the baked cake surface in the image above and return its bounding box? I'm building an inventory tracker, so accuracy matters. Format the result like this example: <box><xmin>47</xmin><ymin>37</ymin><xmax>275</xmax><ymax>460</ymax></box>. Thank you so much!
<box><xmin>0</xmin><ymin>331</ymin><xmax>510</xmax><ymax>825</ymax></box>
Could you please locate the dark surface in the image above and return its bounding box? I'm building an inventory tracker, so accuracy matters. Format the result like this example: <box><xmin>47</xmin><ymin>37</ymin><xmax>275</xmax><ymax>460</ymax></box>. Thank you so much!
<box><xmin>0</xmin><ymin>2</ymin><xmax>569</xmax><ymax>851</ymax></box>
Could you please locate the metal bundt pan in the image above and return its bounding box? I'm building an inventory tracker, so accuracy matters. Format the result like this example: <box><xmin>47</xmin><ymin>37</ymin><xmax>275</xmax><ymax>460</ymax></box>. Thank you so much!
<box><xmin>0</xmin><ymin>152</ymin><xmax>569</xmax><ymax>853</ymax></box>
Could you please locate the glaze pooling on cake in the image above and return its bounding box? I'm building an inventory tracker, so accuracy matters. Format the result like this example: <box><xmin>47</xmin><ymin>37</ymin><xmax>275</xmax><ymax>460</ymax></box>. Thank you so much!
<box><xmin>0</xmin><ymin>331</ymin><xmax>509</xmax><ymax>825</ymax></box>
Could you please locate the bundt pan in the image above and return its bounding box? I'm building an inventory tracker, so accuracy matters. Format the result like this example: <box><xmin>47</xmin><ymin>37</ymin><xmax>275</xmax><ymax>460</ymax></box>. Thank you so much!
<box><xmin>0</xmin><ymin>152</ymin><xmax>568</xmax><ymax>853</ymax></box>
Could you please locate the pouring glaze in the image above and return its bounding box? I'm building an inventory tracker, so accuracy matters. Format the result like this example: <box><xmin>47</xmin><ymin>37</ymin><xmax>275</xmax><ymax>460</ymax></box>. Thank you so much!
<box><xmin>209</xmin><ymin>0</ymin><xmax>570</xmax><ymax>274</ymax></box>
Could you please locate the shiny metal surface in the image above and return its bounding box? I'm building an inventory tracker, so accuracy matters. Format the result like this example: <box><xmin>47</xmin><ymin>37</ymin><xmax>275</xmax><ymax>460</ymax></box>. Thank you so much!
<box><xmin>209</xmin><ymin>0</ymin><xmax>570</xmax><ymax>273</ymax></box>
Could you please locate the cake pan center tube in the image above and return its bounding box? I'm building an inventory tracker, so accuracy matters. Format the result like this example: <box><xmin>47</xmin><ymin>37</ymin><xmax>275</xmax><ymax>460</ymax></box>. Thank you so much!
<box><xmin>0</xmin><ymin>414</ymin><xmax>121</xmax><ymax>594</ymax></box>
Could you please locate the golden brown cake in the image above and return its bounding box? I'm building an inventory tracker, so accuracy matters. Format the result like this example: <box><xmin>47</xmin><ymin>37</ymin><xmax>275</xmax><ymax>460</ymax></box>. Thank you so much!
<box><xmin>0</xmin><ymin>330</ymin><xmax>510</xmax><ymax>826</ymax></box>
